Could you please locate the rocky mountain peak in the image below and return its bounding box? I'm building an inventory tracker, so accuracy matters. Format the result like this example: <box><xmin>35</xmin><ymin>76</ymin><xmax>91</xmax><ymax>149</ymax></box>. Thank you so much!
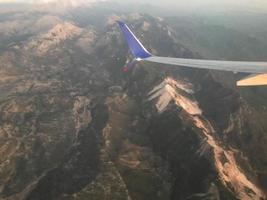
<box><xmin>27</xmin><ymin>22</ymin><xmax>82</xmax><ymax>55</ymax></box>
<box><xmin>43</xmin><ymin>22</ymin><xmax>82</xmax><ymax>40</ymax></box>
<box><xmin>148</xmin><ymin>77</ymin><xmax>199</xmax><ymax>114</ymax></box>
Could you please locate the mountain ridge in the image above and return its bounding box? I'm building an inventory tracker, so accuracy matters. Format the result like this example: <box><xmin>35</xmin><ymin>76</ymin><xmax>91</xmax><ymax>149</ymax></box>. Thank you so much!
<box><xmin>0</xmin><ymin>4</ymin><xmax>267</xmax><ymax>200</ymax></box>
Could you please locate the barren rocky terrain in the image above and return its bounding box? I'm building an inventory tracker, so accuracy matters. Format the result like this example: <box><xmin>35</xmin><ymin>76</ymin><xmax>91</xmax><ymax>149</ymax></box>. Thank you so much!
<box><xmin>0</xmin><ymin>2</ymin><xmax>267</xmax><ymax>200</ymax></box>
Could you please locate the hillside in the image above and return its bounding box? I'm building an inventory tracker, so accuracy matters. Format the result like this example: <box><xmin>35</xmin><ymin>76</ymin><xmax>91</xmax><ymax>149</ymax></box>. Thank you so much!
<box><xmin>0</xmin><ymin>3</ymin><xmax>267</xmax><ymax>200</ymax></box>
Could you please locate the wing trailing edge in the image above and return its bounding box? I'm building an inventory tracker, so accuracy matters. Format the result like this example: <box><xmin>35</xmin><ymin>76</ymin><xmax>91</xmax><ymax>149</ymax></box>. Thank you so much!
<box><xmin>237</xmin><ymin>74</ymin><xmax>267</xmax><ymax>86</ymax></box>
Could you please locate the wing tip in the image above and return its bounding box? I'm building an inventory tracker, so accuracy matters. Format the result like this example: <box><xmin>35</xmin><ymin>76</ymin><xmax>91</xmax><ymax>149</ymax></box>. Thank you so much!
<box><xmin>117</xmin><ymin>21</ymin><xmax>152</xmax><ymax>59</ymax></box>
<box><xmin>116</xmin><ymin>20</ymin><xmax>125</xmax><ymax>26</ymax></box>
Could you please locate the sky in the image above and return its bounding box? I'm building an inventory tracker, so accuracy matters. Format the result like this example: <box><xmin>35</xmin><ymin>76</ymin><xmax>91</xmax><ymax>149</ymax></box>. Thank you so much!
<box><xmin>1</xmin><ymin>0</ymin><xmax>267</xmax><ymax>12</ymax></box>
<box><xmin>125</xmin><ymin>0</ymin><xmax>267</xmax><ymax>12</ymax></box>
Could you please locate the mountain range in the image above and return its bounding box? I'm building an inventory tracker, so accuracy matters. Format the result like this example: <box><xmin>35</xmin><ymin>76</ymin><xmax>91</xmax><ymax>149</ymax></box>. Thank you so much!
<box><xmin>0</xmin><ymin>2</ymin><xmax>267</xmax><ymax>200</ymax></box>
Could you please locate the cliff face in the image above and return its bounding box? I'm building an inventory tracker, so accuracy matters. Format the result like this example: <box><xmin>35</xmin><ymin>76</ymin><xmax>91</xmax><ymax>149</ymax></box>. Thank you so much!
<box><xmin>0</xmin><ymin>6</ymin><xmax>267</xmax><ymax>200</ymax></box>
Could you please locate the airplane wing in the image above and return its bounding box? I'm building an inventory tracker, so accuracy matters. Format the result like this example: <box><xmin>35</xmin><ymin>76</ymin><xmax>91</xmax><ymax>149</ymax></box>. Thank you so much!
<box><xmin>145</xmin><ymin>57</ymin><xmax>267</xmax><ymax>74</ymax></box>
<box><xmin>117</xmin><ymin>21</ymin><xmax>267</xmax><ymax>86</ymax></box>
<box><xmin>237</xmin><ymin>74</ymin><xmax>267</xmax><ymax>86</ymax></box>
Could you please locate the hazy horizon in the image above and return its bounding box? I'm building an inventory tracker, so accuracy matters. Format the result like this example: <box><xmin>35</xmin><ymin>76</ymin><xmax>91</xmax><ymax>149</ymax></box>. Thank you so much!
<box><xmin>1</xmin><ymin>0</ymin><xmax>267</xmax><ymax>13</ymax></box>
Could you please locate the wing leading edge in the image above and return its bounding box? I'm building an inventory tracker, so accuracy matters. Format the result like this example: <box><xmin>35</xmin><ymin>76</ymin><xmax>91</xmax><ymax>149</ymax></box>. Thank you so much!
<box><xmin>117</xmin><ymin>21</ymin><xmax>267</xmax><ymax>86</ymax></box>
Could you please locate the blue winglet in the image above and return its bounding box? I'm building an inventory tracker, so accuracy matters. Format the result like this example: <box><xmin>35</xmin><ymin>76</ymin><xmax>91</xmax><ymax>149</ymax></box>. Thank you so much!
<box><xmin>117</xmin><ymin>21</ymin><xmax>152</xmax><ymax>59</ymax></box>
